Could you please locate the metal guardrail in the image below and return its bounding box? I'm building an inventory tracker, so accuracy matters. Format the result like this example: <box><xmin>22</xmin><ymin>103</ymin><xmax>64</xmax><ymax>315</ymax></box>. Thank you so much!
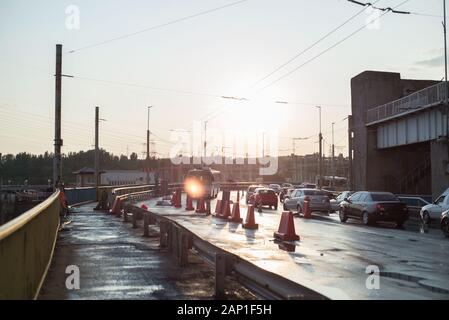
<box><xmin>0</xmin><ymin>191</ymin><xmax>60</xmax><ymax>299</ymax></box>
<box><xmin>114</xmin><ymin>183</ymin><xmax>330</xmax><ymax>300</ymax></box>
<box><xmin>366</xmin><ymin>82</ymin><xmax>446</xmax><ymax>125</ymax></box>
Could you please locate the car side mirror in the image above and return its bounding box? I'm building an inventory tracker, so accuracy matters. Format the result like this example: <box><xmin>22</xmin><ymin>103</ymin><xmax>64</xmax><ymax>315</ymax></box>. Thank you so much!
<box><xmin>344</xmin><ymin>198</ymin><xmax>351</xmax><ymax>203</ymax></box>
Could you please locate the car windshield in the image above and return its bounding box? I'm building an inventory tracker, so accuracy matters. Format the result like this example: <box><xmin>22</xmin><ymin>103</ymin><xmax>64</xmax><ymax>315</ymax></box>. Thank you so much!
<box><xmin>371</xmin><ymin>193</ymin><xmax>398</xmax><ymax>201</ymax></box>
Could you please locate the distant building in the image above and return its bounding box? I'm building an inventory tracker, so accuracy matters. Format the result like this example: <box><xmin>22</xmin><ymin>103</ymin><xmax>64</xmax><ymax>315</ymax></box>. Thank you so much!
<box><xmin>73</xmin><ymin>168</ymin><xmax>153</xmax><ymax>187</ymax></box>
<box><xmin>73</xmin><ymin>167</ymin><xmax>96</xmax><ymax>187</ymax></box>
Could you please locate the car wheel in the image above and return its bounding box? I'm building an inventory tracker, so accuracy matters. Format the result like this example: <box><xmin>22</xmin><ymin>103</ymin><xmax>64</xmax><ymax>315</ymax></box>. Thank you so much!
<box><xmin>442</xmin><ymin>218</ymin><xmax>449</xmax><ymax>238</ymax></box>
<box><xmin>283</xmin><ymin>203</ymin><xmax>287</xmax><ymax>210</ymax></box>
<box><xmin>274</xmin><ymin>205</ymin><xmax>278</xmax><ymax>210</ymax></box>
<box><xmin>422</xmin><ymin>211</ymin><xmax>431</xmax><ymax>225</ymax></box>
<box><xmin>297</xmin><ymin>204</ymin><xmax>302</xmax><ymax>215</ymax></box>
<box><xmin>339</xmin><ymin>210</ymin><xmax>348</xmax><ymax>223</ymax></box>
<box><xmin>362</xmin><ymin>212</ymin><xmax>372</xmax><ymax>226</ymax></box>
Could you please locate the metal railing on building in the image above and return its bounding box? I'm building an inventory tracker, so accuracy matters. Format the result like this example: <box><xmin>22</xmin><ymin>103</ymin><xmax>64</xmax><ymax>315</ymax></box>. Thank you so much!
<box><xmin>366</xmin><ymin>82</ymin><xmax>447</xmax><ymax>125</ymax></box>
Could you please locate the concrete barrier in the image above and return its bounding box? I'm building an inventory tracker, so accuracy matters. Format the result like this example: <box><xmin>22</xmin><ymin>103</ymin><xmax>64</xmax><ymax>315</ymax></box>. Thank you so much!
<box><xmin>65</xmin><ymin>187</ymin><xmax>96</xmax><ymax>205</ymax></box>
<box><xmin>0</xmin><ymin>191</ymin><xmax>60</xmax><ymax>299</ymax></box>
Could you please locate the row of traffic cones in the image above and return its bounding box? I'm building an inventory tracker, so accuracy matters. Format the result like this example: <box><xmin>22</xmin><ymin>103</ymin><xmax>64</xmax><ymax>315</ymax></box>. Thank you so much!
<box><xmin>178</xmin><ymin>189</ymin><xmax>300</xmax><ymax>242</ymax></box>
<box><xmin>214</xmin><ymin>191</ymin><xmax>258</xmax><ymax>229</ymax></box>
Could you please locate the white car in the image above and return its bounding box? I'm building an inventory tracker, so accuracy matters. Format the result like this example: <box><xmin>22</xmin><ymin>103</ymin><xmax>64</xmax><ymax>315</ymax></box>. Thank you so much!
<box><xmin>420</xmin><ymin>188</ymin><xmax>449</xmax><ymax>224</ymax></box>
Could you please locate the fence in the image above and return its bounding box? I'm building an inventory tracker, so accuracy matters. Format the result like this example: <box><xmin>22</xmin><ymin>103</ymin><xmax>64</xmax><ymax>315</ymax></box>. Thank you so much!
<box><xmin>0</xmin><ymin>191</ymin><xmax>60</xmax><ymax>299</ymax></box>
<box><xmin>366</xmin><ymin>82</ymin><xmax>447</xmax><ymax>124</ymax></box>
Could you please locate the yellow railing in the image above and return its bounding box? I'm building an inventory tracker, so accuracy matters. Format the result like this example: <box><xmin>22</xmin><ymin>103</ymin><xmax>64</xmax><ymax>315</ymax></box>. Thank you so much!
<box><xmin>0</xmin><ymin>191</ymin><xmax>60</xmax><ymax>300</ymax></box>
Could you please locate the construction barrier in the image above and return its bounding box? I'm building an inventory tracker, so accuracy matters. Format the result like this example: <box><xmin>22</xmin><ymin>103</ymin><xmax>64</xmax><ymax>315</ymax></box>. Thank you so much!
<box><xmin>274</xmin><ymin>211</ymin><xmax>300</xmax><ymax>242</ymax></box>
<box><xmin>242</xmin><ymin>205</ymin><xmax>258</xmax><ymax>229</ymax></box>
<box><xmin>303</xmin><ymin>197</ymin><xmax>311</xmax><ymax>219</ymax></box>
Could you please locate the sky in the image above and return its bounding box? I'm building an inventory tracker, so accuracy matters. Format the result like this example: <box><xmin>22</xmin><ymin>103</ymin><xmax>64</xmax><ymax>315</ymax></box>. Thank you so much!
<box><xmin>0</xmin><ymin>0</ymin><xmax>445</xmax><ymax>159</ymax></box>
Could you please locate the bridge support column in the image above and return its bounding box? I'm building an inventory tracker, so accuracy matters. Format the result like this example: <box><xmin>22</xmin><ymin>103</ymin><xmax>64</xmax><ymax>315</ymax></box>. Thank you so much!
<box><xmin>179</xmin><ymin>233</ymin><xmax>190</xmax><ymax>267</ymax></box>
<box><xmin>143</xmin><ymin>212</ymin><xmax>150</xmax><ymax>237</ymax></box>
<box><xmin>132</xmin><ymin>211</ymin><xmax>138</xmax><ymax>229</ymax></box>
<box><xmin>215</xmin><ymin>253</ymin><xmax>226</xmax><ymax>299</ymax></box>
<box><xmin>159</xmin><ymin>221</ymin><xmax>168</xmax><ymax>248</ymax></box>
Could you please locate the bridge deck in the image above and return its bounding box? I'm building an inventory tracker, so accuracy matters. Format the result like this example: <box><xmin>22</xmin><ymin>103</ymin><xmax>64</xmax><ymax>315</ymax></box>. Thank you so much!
<box><xmin>39</xmin><ymin>203</ymin><xmax>253</xmax><ymax>300</ymax></box>
<box><xmin>140</xmin><ymin>192</ymin><xmax>449</xmax><ymax>300</ymax></box>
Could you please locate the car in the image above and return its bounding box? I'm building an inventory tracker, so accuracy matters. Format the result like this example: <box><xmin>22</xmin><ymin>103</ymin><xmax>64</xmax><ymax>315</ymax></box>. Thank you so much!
<box><xmin>279</xmin><ymin>187</ymin><xmax>294</xmax><ymax>202</ymax></box>
<box><xmin>298</xmin><ymin>183</ymin><xmax>317</xmax><ymax>189</ymax></box>
<box><xmin>441</xmin><ymin>210</ymin><xmax>449</xmax><ymax>238</ymax></box>
<box><xmin>397</xmin><ymin>196</ymin><xmax>431</xmax><ymax>221</ymax></box>
<box><xmin>339</xmin><ymin>191</ymin><xmax>409</xmax><ymax>228</ymax></box>
<box><xmin>330</xmin><ymin>191</ymin><xmax>354</xmax><ymax>212</ymax></box>
<box><xmin>249</xmin><ymin>188</ymin><xmax>278</xmax><ymax>210</ymax></box>
<box><xmin>268</xmin><ymin>184</ymin><xmax>282</xmax><ymax>194</ymax></box>
<box><xmin>283</xmin><ymin>188</ymin><xmax>331</xmax><ymax>214</ymax></box>
<box><xmin>420</xmin><ymin>188</ymin><xmax>449</xmax><ymax>225</ymax></box>
<box><xmin>282</xmin><ymin>183</ymin><xmax>294</xmax><ymax>188</ymax></box>
<box><xmin>245</xmin><ymin>185</ymin><xmax>264</xmax><ymax>204</ymax></box>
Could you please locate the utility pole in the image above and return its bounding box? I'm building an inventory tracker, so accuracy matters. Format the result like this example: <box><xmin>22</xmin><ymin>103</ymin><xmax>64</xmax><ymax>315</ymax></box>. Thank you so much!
<box><xmin>95</xmin><ymin>107</ymin><xmax>100</xmax><ymax>190</ymax></box>
<box><xmin>147</xmin><ymin>106</ymin><xmax>153</xmax><ymax>184</ymax></box>
<box><xmin>316</xmin><ymin>106</ymin><xmax>323</xmax><ymax>189</ymax></box>
<box><xmin>444</xmin><ymin>0</ymin><xmax>449</xmax><ymax>167</ymax></box>
<box><xmin>331</xmin><ymin>122</ymin><xmax>335</xmax><ymax>187</ymax></box>
<box><xmin>292</xmin><ymin>137</ymin><xmax>309</xmax><ymax>182</ymax></box>
<box><xmin>204</xmin><ymin>121</ymin><xmax>208</xmax><ymax>160</ymax></box>
<box><xmin>53</xmin><ymin>44</ymin><xmax>63</xmax><ymax>191</ymax></box>
<box><xmin>348</xmin><ymin>115</ymin><xmax>354</xmax><ymax>191</ymax></box>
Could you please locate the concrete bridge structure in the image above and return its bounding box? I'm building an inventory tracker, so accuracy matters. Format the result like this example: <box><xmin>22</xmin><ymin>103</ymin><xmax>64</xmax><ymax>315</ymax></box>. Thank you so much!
<box><xmin>350</xmin><ymin>71</ymin><xmax>449</xmax><ymax>198</ymax></box>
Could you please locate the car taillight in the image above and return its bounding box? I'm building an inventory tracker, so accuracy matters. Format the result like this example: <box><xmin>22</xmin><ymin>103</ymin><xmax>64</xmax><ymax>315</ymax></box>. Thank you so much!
<box><xmin>376</xmin><ymin>204</ymin><xmax>385</xmax><ymax>212</ymax></box>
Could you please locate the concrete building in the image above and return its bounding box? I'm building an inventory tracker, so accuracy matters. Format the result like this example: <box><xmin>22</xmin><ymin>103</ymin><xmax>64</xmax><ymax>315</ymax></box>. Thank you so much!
<box><xmin>74</xmin><ymin>167</ymin><xmax>153</xmax><ymax>187</ymax></box>
<box><xmin>350</xmin><ymin>70</ymin><xmax>449</xmax><ymax>198</ymax></box>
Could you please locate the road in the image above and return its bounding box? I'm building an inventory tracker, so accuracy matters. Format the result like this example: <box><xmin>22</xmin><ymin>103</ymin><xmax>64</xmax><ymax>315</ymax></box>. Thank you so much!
<box><xmin>140</xmin><ymin>191</ymin><xmax>449</xmax><ymax>300</ymax></box>
<box><xmin>39</xmin><ymin>203</ymin><xmax>254</xmax><ymax>300</ymax></box>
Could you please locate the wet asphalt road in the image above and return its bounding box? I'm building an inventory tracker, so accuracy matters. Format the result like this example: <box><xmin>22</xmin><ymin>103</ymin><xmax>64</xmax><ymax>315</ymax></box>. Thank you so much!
<box><xmin>39</xmin><ymin>203</ymin><xmax>254</xmax><ymax>300</ymax></box>
<box><xmin>140</xmin><ymin>191</ymin><xmax>449</xmax><ymax>300</ymax></box>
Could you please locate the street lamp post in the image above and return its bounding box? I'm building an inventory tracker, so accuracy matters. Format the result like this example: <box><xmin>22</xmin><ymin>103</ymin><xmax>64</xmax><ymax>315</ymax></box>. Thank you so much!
<box><xmin>316</xmin><ymin>106</ymin><xmax>323</xmax><ymax>189</ymax></box>
<box><xmin>331</xmin><ymin>122</ymin><xmax>335</xmax><ymax>187</ymax></box>
<box><xmin>147</xmin><ymin>106</ymin><xmax>154</xmax><ymax>184</ymax></box>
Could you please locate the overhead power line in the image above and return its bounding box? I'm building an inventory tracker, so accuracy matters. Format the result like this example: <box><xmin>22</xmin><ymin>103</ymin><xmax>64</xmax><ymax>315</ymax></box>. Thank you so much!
<box><xmin>260</xmin><ymin>0</ymin><xmax>411</xmax><ymax>90</ymax></box>
<box><xmin>251</xmin><ymin>0</ymin><xmax>382</xmax><ymax>88</ymax></box>
<box><xmin>67</xmin><ymin>0</ymin><xmax>251</xmax><ymax>53</ymax></box>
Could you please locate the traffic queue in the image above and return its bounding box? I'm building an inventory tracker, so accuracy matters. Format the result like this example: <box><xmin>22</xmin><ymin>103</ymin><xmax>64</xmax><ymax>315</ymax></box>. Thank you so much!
<box><xmin>246</xmin><ymin>183</ymin><xmax>449</xmax><ymax>238</ymax></box>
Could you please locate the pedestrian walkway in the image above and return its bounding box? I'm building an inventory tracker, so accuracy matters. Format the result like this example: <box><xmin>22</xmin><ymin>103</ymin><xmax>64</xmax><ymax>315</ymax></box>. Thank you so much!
<box><xmin>39</xmin><ymin>203</ymin><xmax>252</xmax><ymax>299</ymax></box>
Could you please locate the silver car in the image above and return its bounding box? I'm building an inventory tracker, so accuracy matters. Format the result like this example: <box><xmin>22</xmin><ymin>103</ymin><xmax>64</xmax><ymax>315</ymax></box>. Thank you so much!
<box><xmin>283</xmin><ymin>188</ymin><xmax>331</xmax><ymax>214</ymax></box>
<box><xmin>420</xmin><ymin>188</ymin><xmax>449</xmax><ymax>224</ymax></box>
<box><xmin>330</xmin><ymin>191</ymin><xmax>354</xmax><ymax>212</ymax></box>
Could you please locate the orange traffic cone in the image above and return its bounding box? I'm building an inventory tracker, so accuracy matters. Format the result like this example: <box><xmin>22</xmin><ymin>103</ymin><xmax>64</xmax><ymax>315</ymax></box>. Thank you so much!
<box><xmin>242</xmin><ymin>204</ymin><xmax>258</xmax><ymax>229</ymax></box>
<box><xmin>110</xmin><ymin>197</ymin><xmax>122</xmax><ymax>216</ymax></box>
<box><xmin>274</xmin><ymin>211</ymin><xmax>300</xmax><ymax>241</ymax></box>
<box><xmin>229</xmin><ymin>201</ymin><xmax>242</xmax><ymax>223</ymax></box>
<box><xmin>185</xmin><ymin>195</ymin><xmax>194</xmax><ymax>211</ymax></box>
<box><xmin>196</xmin><ymin>198</ymin><xmax>207</xmax><ymax>214</ymax></box>
<box><xmin>214</xmin><ymin>199</ymin><xmax>222</xmax><ymax>216</ymax></box>
<box><xmin>216</xmin><ymin>201</ymin><xmax>231</xmax><ymax>219</ymax></box>
<box><xmin>141</xmin><ymin>204</ymin><xmax>148</xmax><ymax>211</ymax></box>
<box><xmin>303</xmin><ymin>197</ymin><xmax>311</xmax><ymax>219</ymax></box>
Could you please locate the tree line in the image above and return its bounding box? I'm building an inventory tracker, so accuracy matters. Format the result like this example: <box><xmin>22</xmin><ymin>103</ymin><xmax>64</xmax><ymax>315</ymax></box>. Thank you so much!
<box><xmin>0</xmin><ymin>150</ymin><xmax>163</xmax><ymax>185</ymax></box>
